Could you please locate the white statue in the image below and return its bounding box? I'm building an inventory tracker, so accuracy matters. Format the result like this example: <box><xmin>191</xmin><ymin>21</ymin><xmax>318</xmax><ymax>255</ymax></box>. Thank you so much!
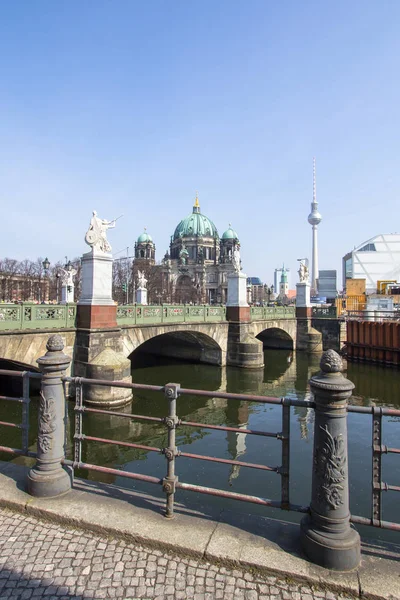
<box><xmin>298</xmin><ymin>259</ymin><xmax>309</xmax><ymax>283</ymax></box>
<box><xmin>232</xmin><ymin>243</ymin><xmax>241</xmax><ymax>273</ymax></box>
<box><xmin>137</xmin><ymin>270</ymin><xmax>147</xmax><ymax>289</ymax></box>
<box><xmin>59</xmin><ymin>266</ymin><xmax>77</xmax><ymax>287</ymax></box>
<box><xmin>85</xmin><ymin>210</ymin><xmax>117</xmax><ymax>253</ymax></box>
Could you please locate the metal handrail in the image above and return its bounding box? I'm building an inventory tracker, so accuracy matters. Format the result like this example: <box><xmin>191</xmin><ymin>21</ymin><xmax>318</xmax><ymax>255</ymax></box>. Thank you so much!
<box><xmin>0</xmin><ymin>369</ymin><xmax>399</xmax><ymax>531</ymax></box>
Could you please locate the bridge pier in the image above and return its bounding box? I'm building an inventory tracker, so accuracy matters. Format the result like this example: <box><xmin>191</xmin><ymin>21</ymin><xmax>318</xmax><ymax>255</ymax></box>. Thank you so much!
<box><xmin>226</xmin><ymin>306</ymin><xmax>264</xmax><ymax>369</ymax></box>
<box><xmin>74</xmin><ymin>250</ymin><xmax>132</xmax><ymax>407</ymax></box>
<box><xmin>296</xmin><ymin>307</ymin><xmax>323</xmax><ymax>354</ymax></box>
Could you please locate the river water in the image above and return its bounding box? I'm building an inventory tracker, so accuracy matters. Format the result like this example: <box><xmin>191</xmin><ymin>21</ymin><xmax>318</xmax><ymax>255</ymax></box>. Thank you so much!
<box><xmin>1</xmin><ymin>349</ymin><xmax>399</xmax><ymax>543</ymax></box>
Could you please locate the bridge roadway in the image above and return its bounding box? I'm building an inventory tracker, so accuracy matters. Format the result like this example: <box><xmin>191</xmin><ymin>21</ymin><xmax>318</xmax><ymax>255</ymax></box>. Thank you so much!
<box><xmin>0</xmin><ymin>303</ymin><xmax>297</xmax><ymax>370</ymax></box>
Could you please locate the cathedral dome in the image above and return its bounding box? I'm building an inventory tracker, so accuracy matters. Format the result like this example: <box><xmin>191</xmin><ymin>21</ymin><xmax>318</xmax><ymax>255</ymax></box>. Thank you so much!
<box><xmin>222</xmin><ymin>225</ymin><xmax>238</xmax><ymax>240</ymax></box>
<box><xmin>173</xmin><ymin>196</ymin><xmax>219</xmax><ymax>241</ymax></box>
<box><xmin>137</xmin><ymin>229</ymin><xmax>153</xmax><ymax>243</ymax></box>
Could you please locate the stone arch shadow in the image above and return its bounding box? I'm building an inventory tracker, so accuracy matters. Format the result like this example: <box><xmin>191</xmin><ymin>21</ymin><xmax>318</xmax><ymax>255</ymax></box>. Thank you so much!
<box><xmin>255</xmin><ymin>327</ymin><xmax>294</xmax><ymax>350</ymax></box>
<box><xmin>127</xmin><ymin>330</ymin><xmax>224</xmax><ymax>367</ymax></box>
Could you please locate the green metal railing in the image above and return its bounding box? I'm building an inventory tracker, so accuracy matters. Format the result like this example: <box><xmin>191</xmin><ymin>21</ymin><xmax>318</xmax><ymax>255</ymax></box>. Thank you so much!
<box><xmin>116</xmin><ymin>304</ymin><xmax>227</xmax><ymax>325</ymax></box>
<box><xmin>250</xmin><ymin>306</ymin><xmax>296</xmax><ymax>319</ymax></box>
<box><xmin>0</xmin><ymin>303</ymin><xmax>76</xmax><ymax>331</ymax></box>
<box><xmin>0</xmin><ymin>302</ymin><xmax>298</xmax><ymax>332</ymax></box>
<box><xmin>311</xmin><ymin>306</ymin><xmax>337</xmax><ymax>319</ymax></box>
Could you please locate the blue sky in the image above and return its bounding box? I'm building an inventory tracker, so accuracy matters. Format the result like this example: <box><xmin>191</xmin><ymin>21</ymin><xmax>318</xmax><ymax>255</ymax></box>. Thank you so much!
<box><xmin>1</xmin><ymin>1</ymin><xmax>399</xmax><ymax>289</ymax></box>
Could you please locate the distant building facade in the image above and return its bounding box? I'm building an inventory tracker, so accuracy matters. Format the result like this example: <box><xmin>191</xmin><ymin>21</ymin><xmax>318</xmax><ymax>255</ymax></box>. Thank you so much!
<box><xmin>133</xmin><ymin>195</ymin><xmax>241</xmax><ymax>304</ymax></box>
<box><xmin>318</xmin><ymin>270</ymin><xmax>337</xmax><ymax>300</ymax></box>
<box><xmin>342</xmin><ymin>234</ymin><xmax>400</xmax><ymax>293</ymax></box>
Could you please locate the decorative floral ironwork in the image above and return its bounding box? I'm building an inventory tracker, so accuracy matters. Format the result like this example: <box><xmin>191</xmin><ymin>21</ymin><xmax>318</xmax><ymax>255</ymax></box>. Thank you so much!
<box><xmin>116</xmin><ymin>307</ymin><xmax>135</xmax><ymax>319</ymax></box>
<box><xmin>314</xmin><ymin>424</ymin><xmax>346</xmax><ymax>509</ymax></box>
<box><xmin>168</xmin><ymin>308</ymin><xmax>183</xmax><ymax>316</ymax></box>
<box><xmin>24</xmin><ymin>306</ymin><xmax>32</xmax><ymax>320</ymax></box>
<box><xmin>0</xmin><ymin>307</ymin><xmax>19</xmax><ymax>321</ymax></box>
<box><xmin>37</xmin><ymin>392</ymin><xmax>57</xmax><ymax>454</ymax></box>
<box><xmin>37</xmin><ymin>307</ymin><xmax>64</xmax><ymax>320</ymax></box>
<box><xmin>144</xmin><ymin>308</ymin><xmax>161</xmax><ymax>317</ymax></box>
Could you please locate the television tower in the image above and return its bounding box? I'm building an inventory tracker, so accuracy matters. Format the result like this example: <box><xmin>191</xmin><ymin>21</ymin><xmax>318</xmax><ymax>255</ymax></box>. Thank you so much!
<box><xmin>307</xmin><ymin>157</ymin><xmax>322</xmax><ymax>294</ymax></box>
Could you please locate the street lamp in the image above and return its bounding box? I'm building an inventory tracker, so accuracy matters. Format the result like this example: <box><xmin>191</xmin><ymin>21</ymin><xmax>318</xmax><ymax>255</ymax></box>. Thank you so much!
<box><xmin>265</xmin><ymin>284</ymin><xmax>274</xmax><ymax>305</ymax></box>
<box><xmin>38</xmin><ymin>257</ymin><xmax>50</xmax><ymax>303</ymax></box>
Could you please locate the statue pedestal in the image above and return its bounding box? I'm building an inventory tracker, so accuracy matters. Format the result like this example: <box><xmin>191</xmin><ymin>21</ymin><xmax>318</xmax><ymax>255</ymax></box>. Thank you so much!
<box><xmin>79</xmin><ymin>250</ymin><xmax>114</xmax><ymax>306</ymax></box>
<box><xmin>60</xmin><ymin>284</ymin><xmax>74</xmax><ymax>304</ymax></box>
<box><xmin>136</xmin><ymin>287</ymin><xmax>148</xmax><ymax>305</ymax></box>
<box><xmin>227</xmin><ymin>272</ymin><xmax>248</xmax><ymax>308</ymax></box>
<box><xmin>296</xmin><ymin>282</ymin><xmax>311</xmax><ymax>308</ymax></box>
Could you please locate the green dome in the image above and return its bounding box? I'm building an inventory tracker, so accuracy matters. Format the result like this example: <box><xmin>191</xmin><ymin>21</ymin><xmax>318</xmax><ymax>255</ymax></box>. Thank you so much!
<box><xmin>137</xmin><ymin>230</ymin><xmax>153</xmax><ymax>243</ymax></box>
<box><xmin>222</xmin><ymin>226</ymin><xmax>239</xmax><ymax>240</ymax></box>
<box><xmin>173</xmin><ymin>206</ymin><xmax>219</xmax><ymax>240</ymax></box>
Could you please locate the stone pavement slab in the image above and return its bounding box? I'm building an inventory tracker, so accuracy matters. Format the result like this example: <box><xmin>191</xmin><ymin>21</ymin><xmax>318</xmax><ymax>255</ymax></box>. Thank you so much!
<box><xmin>0</xmin><ymin>461</ymin><xmax>399</xmax><ymax>599</ymax></box>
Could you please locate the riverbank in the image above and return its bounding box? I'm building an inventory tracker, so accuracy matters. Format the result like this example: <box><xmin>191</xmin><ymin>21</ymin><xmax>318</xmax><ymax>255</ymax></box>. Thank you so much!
<box><xmin>0</xmin><ymin>461</ymin><xmax>399</xmax><ymax>599</ymax></box>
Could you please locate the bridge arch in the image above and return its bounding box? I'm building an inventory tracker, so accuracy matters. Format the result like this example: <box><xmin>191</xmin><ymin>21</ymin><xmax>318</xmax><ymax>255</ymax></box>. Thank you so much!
<box><xmin>122</xmin><ymin>323</ymin><xmax>229</xmax><ymax>367</ymax></box>
<box><xmin>252</xmin><ymin>321</ymin><xmax>296</xmax><ymax>350</ymax></box>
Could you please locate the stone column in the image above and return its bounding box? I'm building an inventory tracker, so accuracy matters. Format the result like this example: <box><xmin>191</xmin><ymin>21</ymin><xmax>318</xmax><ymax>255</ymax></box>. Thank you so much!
<box><xmin>75</xmin><ymin>248</ymin><xmax>133</xmax><ymax>407</ymax></box>
<box><xmin>60</xmin><ymin>283</ymin><xmax>74</xmax><ymax>304</ymax></box>
<box><xmin>226</xmin><ymin>272</ymin><xmax>264</xmax><ymax>368</ymax></box>
<box><xmin>136</xmin><ymin>287</ymin><xmax>148</xmax><ymax>305</ymax></box>
<box><xmin>296</xmin><ymin>281</ymin><xmax>323</xmax><ymax>353</ymax></box>
<box><xmin>27</xmin><ymin>335</ymin><xmax>71</xmax><ymax>498</ymax></box>
<box><xmin>300</xmin><ymin>350</ymin><xmax>361</xmax><ymax>570</ymax></box>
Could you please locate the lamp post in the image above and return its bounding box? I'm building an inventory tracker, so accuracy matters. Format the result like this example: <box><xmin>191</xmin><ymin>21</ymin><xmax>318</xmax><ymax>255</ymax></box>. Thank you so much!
<box><xmin>265</xmin><ymin>284</ymin><xmax>274</xmax><ymax>305</ymax></box>
<box><xmin>38</xmin><ymin>257</ymin><xmax>50</xmax><ymax>303</ymax></box>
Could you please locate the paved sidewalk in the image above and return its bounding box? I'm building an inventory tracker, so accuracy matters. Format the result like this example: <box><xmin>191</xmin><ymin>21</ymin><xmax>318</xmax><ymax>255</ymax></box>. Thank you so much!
<box><xmin>0</xmin><ymin>462</ymin><xmax>399</xmax><ymax>600</ymax></box>
<box><xmin>0</xmin><ymin>507</ymin><xmax>349</xmax><ymax>600</ymax></box>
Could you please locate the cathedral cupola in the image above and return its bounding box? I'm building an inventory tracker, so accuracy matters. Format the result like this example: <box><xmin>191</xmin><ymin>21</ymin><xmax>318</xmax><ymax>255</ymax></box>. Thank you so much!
<box><xmin>220</xmin><ymin>224</ymin><xmax>239</xmax><ymax>264</ymax></box>
<box><xmin>135</xmin><ymin>228</ymin><xmax>155</xmax><ymax>264</ymax></box>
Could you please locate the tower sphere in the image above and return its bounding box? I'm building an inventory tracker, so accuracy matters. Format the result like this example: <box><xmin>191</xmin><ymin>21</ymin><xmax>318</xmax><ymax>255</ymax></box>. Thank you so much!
<box><xmin>308</xmin><ymin>209</ymin><xmax>322</xmax><ymax>226</ymax></box>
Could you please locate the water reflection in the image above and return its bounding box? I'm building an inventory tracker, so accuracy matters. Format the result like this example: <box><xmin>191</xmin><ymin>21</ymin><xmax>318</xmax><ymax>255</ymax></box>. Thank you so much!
<box><xmin>1</xmin><ymin>348</ymin><xmax>399</xmax><ymax>543</ymax></box>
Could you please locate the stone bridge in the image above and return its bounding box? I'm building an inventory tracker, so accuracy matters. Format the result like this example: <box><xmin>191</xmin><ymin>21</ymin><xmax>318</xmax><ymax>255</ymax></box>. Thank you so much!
<box><xmin>0</xmin><ymin>303</ymin><xmax>298</xmax><ymax>371</ymax></box>
<box><xmin>0</xmin><ymin>302</ymin><xmax>344</xmax><ymax>405</ymax></box>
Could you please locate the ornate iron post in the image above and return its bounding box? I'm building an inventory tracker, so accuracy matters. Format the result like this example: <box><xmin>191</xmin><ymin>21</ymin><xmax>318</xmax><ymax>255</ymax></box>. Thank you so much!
<box><xmin>163</xmin><ymin>383</ymin><xmax>180</xmax><ymax>518</ymax></box>
<box><xmin>27</xmin><ymin>334</ymin><xmax>72</xmax><ymax>497</ymax></box>
<box><xmin>300</xmin><ymin>349</ymin><xmax>361</xmax><ymax>570</ymax></box>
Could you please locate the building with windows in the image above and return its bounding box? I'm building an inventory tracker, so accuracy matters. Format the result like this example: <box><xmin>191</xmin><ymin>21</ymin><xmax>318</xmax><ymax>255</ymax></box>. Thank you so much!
<box><xmin>342</xmin><ymin>234</ymin><xmax>400</xmax><ymax>292</ymax></box>
<box><xmin>133</xmin><ymin>195</ymin><xmax>241</xmax><ymax>304</ymax></box>
<box><xmin>318</xmin><ymin>270</ymin><xmax>337</xmax><ymax>300</ymax></box>
<box><xmin>246</xmin><ymin>277</ymin><xmax>265</xmax><ymax>305</ymax></box>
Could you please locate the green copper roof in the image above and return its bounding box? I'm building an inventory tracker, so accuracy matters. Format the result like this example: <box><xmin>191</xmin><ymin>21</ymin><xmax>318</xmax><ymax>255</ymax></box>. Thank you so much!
<box><xmin>173</xmin><ymin>205</ymin><xmax>219</xmax><ymax>240</ymax></box>
<box><xmin>222</xmin><ymin>226</ymin><xmax>239</xmax><ymax>240</ymax></box>
<box><xmin>137</xmin><ymin>230</ymin><xmax>153</xmax><ymax>243</ymax></box>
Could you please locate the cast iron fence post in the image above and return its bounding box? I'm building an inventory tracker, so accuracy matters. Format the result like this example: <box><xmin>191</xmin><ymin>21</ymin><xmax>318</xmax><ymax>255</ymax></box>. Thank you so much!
<box><xmin>27</xmin><ymin>334</ymin><xmax>72</xmax><ymax>497</ymax></box>
<box><xmin>300</xmin><ymin>349</ymin><xmax>361</xmax><ymax>570</ymax></box>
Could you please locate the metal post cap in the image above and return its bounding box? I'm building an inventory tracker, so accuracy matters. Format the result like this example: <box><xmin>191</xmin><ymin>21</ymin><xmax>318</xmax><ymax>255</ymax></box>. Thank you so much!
<box><xmin>320</xmin><ymin>349</ymin><xmax>343</xmax><ymax>373</ymax></box>
<box><xmin>46</xmin><ymin>334</ymin><xmax>64</xmax><ymax>352</ymax></box>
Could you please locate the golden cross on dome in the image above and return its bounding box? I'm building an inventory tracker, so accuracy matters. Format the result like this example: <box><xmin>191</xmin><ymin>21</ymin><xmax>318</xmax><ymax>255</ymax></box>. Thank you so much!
<box><xmin>194</xmin><ymin>191</ymin><xmax>199</xmax><ymax>208</ymax></box>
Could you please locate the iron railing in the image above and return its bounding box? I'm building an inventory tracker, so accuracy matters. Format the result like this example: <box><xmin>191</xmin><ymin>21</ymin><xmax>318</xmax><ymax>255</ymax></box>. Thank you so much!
<box><xmin>0</xmin><ymin>303</ymin><xmax>298</xmax><ymax>332</ymax></box>
<box><xmin>346</xmin><ymin>310</ymin><xmax>400</xmax><ymax>322</ymax></box>
<box><xmin>311</xmin><ymin>306</ymin><xmax>337</xmax><ymax>319</ymax></box>
<box><xmin>0</xmin><ymin>369</ymin><xmax>399</xmax><ymax>532</ymax></box>
<box><xmin>65</xmin><ymin>377</ymin><xmax>400</xmax><ymax>530</ymax></box>
<box><xmin>0</xmin><ymin>369</ymin><xmax>40</xmax><ymax>457</ymax></box>
<box><xmin>0</xmin><ymin>303</ymin><xmax>76</xmax><ymax>331</ymax></box>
